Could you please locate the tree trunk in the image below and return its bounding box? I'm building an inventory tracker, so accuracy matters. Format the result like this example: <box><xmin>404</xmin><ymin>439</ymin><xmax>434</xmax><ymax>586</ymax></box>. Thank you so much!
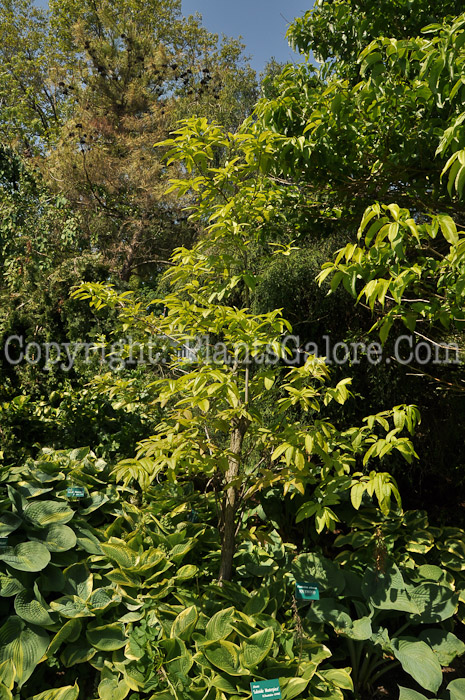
<box><xmin>218</xmin><ymin>417</ymin><xmax>249</xmax><ymax>583</ymax></box>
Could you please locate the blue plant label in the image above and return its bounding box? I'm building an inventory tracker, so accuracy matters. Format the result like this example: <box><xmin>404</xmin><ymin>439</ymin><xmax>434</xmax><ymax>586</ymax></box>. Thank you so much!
<box><xmin>295</xmin><ymin>581</ymin><xmax>320</xmax><ymax>601</ymax></box>
<box><xmin>250</xmin><ymin>679</ymin><xmax>282</xmax><ymax>700</ymax></box>
<box><xmin>0</xmin><ymin>537</ymin><xmax>8</xmax><ymax>548</ymax></box>
<box><xmin>67</xmin><ymin>487</ymin><xmax>85</xmax><ymax>498</ymax></box>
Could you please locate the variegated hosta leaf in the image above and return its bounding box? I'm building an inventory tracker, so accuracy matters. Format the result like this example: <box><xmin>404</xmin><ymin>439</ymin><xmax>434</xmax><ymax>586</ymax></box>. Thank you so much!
<box><xmin>0</xmin><ymin>616</ymin><xmax>49</xmax><ymax>687</ymax></box>
<box><xmin>28</xmin><ymin>684</ymin><xmax>79</xmax><ymax>700</ymax></box>
<box><xmin>23</xmin><ymin>501</ymin><xmax>74</xmax><ymax>527</ymax></box>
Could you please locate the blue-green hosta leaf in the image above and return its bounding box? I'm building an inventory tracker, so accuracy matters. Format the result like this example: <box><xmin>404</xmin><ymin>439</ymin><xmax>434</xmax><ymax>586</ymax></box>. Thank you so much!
<box><xmin>291</xmin><ymin>553</ymin><xmax>345</xmax><ymax>595</ymax></box>
<box><xmin>79</xmin><ymin>493</ymin><xmax>109</xmax><ymax>515</ymax></box>
<box><xmin>398</xmin><ymin>688</ymin><xmax>429</xmax><ymax>700</ymax></box>
<box><xmin>240</xmin><ymin>628</ymin><xmax>274</xmax><ymax>669</ymax></box>
<box><xmin>31</xmin><ymin>525</ymin><xmax>77</xmax><ymax>553</ymax></box>
<box><xmin>63</xmin><ymin>563</ymin><xmax>93</xmax><ymax>600</ymax></box>
<box><xmin>0</xmin><ymin>542</ymin><xmax>50</xmax><ymax>572</ymax></box>
<box><xmin>0</xmin><ymin>616</ymin><xmax>49</xmax><ymax>687</ymax></box>
<box><xmin>60</xmin><ymin>642</ymin><xmax>96</xmax><ymax>667</ymax></box>
<box><xmin>204</xmin><ymin>641</ymin><xmax>241</xmax><ymax>675</ymax></box>
<box><xmin>411</xmin><ymin>584</ymin><xmax>458</xmax><ymax>623</ymax></box>
<box><xmin>170</xmin><ymin>606</ymin><xmax>198</xmax><ymax>641</ymax></box>
<box><xmin>205</xmin><ymin>607</ymin><xmax>235</xmax><ymax>641</ymax></box>
<box><xmin>28</xmin><ymin>684</ymin><xmax>79</xmax><ymax>700</ymax></box>
<box><xmin>23</xmin><ymin>501</ymin><xmax>74</xmax><ymax>527</ymax></box>
<box><xmin>14</xmin><ymin>591</ymin><xmax>54</xmax><ymax>626</ymax></box>
<box><xmin>362</xmin><ymin>565</ymin><xmax>419</xmax><ymax>614</ymax></box>
<box><xmin>0</xmin><ymin>574</ymin><xmax>24</xmax><ymax>597</ymax></box>
<box><xmin>86</xmin><ymin>622</ymin><xmax>127</xmax><ymax>651</ymax></box>
<box><xmin>419</xmin><ymin>629</ymin><xmax>465</xmax><ymax>665</ymax></box>
<box><xmin>448</xmin><ymin>678</ymin><xmax>465</xmax><ymax>700</ymax></box>
<box><xmin>392</xmin><ymin>638</ymin><xmax>442</xmax><ymax>693</ymax></box>
<box><xmin>0</xmin><ymin>513</ymin><xmax>22</xmax><ymax>537</ymax></box>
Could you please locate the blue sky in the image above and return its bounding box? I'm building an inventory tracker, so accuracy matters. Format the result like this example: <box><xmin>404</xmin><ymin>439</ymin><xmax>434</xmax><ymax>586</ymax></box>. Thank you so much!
<box><xmin>34</xmin><ymin>0</ymin><xmax>312</xmax><ymax>74</ymax></box>
<box><xmin>181</xmin><ymin>1</ymin><xmax>312</xmax><ymax>74</ymax></box>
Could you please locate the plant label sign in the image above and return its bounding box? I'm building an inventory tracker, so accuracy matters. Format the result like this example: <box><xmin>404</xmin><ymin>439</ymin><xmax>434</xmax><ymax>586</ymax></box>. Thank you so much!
<box><xmin>250</xmin><ymin>679</ymin><xmax>282</xmax><ymax>700</ymax></box>
<box><xmin>295</xmin><ymin>581</ymin><xmax>320</xmax><ymax>601</ymax></box>
<box><xmin>67</xmin><ymin>487</ymin><xmax>85</xmax><ymax>498</ymax></box>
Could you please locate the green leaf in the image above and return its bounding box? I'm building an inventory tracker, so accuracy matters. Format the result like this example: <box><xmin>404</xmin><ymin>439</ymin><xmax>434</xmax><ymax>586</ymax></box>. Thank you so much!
<box><xmin>205</xmin><ymin>607</ymin><xmax>235</xmax><ymax>641</ymax></box>
<box><xmin>33</xmin><ymin>525</ymin><xmax>77</xmax><ymax>553</ymax></box>
<box><xmin>14</xmin><ymin>591</ymin><xmax>54</xmax><ymax>626</ymax></box>
<box><xmin>321</xmin><ymin>668</ymin><xmax>353</xmax><ymax>691</ymax></box>
<box><xmin>0</xmin><ymin>616</ymin><xmax>49</xmax><ymax>687</ymax></box>
<box><xmin>282</xmin><ymin>678</ymin><xmax>310</xmax><ymax>700</ymax></box>
<box><xmin>392</xmin><ymin>638</ymin><xmax>442</xmax><ymax>693</ymax></box>
<box><xmin>170</xmin><ymin>605</ymin><xmax>198</xmax><ymax>641</ymax></box>
<box><xmin>204</xmin><ymin>641</ymin><xmax>241</xmax><ymax>675</ymax></box>
<box><xmin>419</xmin><ymin>629</ymin><xmax>465</xmax><ymax>666</ymax></box>
<box><xmin>291</xmin><ymin>553</ymin><xmax>345</xmax><ymax>595</ymax></box>
<box><xmin>398</xmin><ymin>688</ymin><xmax>429</xmax><ymax>700</ymax></box>
<box><xmin>47</xmin><ymin>619</ymin><xmax>81</xmax><ymax>657</ymax></box>
<box><xmin>86</xmin><ymin>622</ymin><xmax>126</xmax><ymax>651</ymax></box>
<box><xmin>98</xmin><ymin>678</ymin><xmax>130</xmax><ymax>700</ymax></box>
<box><xmin>437</xmin><ymin>215</ymin><xmax>459</xmax><ymax>245</ymax></box>
<box><xmin>448</xmin><ymin>678</ymin><xmax>465</xmax><ymax>700</ymax></box>
<box><xmin>0</xmin><ymin>513</ymin><xmax>22</xmax><ymax>537</ymax></box>
<box><xmin>23</xmin><ymin>501</ymin><xmax>74</xmax><ymax>527</ymax></box>
<box><xmin>240</xmin><ymin>628</ymin><xmax>274</xmax><ymax>669</ymax></box>
<box><xmin>0</xmin><ymin>542</ymin><xmax>51</xmax><ymax>572</ymax></box>
<box><xmin>28</xmin><ymin>685</ymin><xmax>79</xmax><ymax>700</ymax></box>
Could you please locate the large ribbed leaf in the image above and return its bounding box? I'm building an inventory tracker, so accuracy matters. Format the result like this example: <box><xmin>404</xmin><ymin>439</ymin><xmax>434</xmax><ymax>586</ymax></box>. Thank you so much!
<box><xmin>14</xmin><ymin>591</ymin><xmax>54</xmax><ymax>626</ymax></box>
<box><xmin>170</xmin><ymin>606</ymin><xmax>198</xmax><ymax>641</ymax></box>
<box><xmin>204</xmin><ymin>641</ymin><xmax>241</xmax><ymax>675</ymax></box>
<box><xmin>0</xmin><ymin>513</ymin><xmax>22</xmax><ymax>537</ymax></box>
<box><xmin>50</xmin><ymin>596</ymin><xmax>93</xmax><ymax>619</ymax></box>
<box><xmin>23</xmin><ymin>501</ymin><xmax>74</xmax><ymax>527</ymax></box>
<box><xmin>100</xmin><ymin>542</ymin><xmax>139</xmax><ymax>569</ymax></box>
<box><xmin>362</xmin><ymin>565</ymin><xmax>419</xmax><ymax>614</ymax></box>
<box><xmin>419</xmin><ymin>629</ymin><xmax>465</xmax><ymax>665</ymax></box>
<box><xmin>205</xmin><ymin>607</ymin><xmax>235</xmax><ymax>641</ymax></box>
<box><xmin>63</xmin><ymin>563</ymin><xmax>93</xmax><ymax>600</ymax></box>
<box><xmin>240</xmin><ymin>628</ymin><xmax>273</xmax><ymax>669</ymax></box>
<box><xmin>47</xmin><ymin>619</ymin><xmax>82</xmax><ymax>657</ymax></box>
<box><xmin>0</xmin><ymin>574</ymin><xmax>24</xmax><ymax>598</ymax></box>
<box><xmin>86</xmin><ymin>622</ymin><xmax>126</xmax><ymax>651</ymax></box>
<box><xmin>0</xmin><ymin>542</ymin><xmax>50</xmax><ymax>572</ymax></box>
<box><xmin>291</xmin><ymin>553</ymin><xmax>345</xmax><ymax>595</ymax></box>
<box><xmin>411</xmin><ymin>584</ymin><xmax>458</xmax><ymax>623</ymax></box>
<box><xmin>392</xmin><ymin>638</ymin><xmax>442</xmax><ymax>693</ymax></box>
<box><xmin>28</xmin><ymin>684</ymin><xmax>79</xmax><ymax>700</ymax></box>
<box><xmin>0</xmin><ymin>616</ymin><xmax>49</xmax><ymax>687</ymax></box>
<box><xmin>33</xmin><ymin>525</ymin><xmax>77</xmax><ymax>553</ymax></box>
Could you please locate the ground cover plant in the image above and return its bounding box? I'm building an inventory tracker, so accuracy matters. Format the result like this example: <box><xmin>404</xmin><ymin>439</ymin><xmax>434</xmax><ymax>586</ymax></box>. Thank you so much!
<box><xmin>3</xmin><ymin>0</ymin><xmax>465</xmax><ymax>699</ymax></box>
